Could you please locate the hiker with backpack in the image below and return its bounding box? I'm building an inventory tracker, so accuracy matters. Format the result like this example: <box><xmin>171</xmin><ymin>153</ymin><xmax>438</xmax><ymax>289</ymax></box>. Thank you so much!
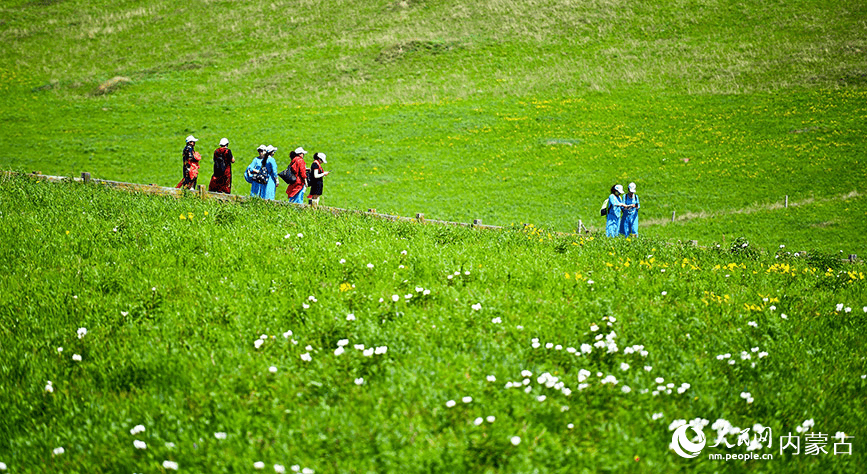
<box><xmin>208</xmin><ymin>137</ymin><xmax>235</xmax><ymax>194</ymax></box>
<box><xmin>306</xmin><ymin>152</ymin><xmax>329</xmax><ymax>206</ymax></box>
<box><xmin>176</xmin><ymin>135</ymin><xmax>201</xmax><ymax>190</ymax></box>
<box><xmin>246</xmin><ymin>145</ymin><xmax>278</xmax><ymax>199</ymax></box>
<box><xmin>619</xmin><ymin>182</ymin><xmax>640</xmax><ymax>237</ymax></box>
<box><xmin>283</xmin><ymin>147</ymin><xmax>308</xmax><ymax>204</ymax></box>
<box><xmin>603</xmin><ymin>184</ymin><xmax>627</xmax><ymax>237</ymax></box>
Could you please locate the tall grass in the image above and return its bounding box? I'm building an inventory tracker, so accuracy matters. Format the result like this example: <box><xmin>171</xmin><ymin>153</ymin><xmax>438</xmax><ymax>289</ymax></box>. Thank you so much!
<box><xmin>1</xmin><ymin>175</ymin><xmax>865</xmax><ymax>472</ymax></box>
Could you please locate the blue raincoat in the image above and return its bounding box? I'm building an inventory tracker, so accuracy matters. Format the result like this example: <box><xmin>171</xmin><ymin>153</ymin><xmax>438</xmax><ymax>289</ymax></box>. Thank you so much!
<box><xmin>620</xmin><ymin>193</ymin><xmax>640</xmax><ymax>237</ymax></box>
<box><xmin>606</xmin><ymin>194</ymin><xmax>624</xmax><ymax>237</ymax></box>
<box><xmin>246</xmin><ymin>157</ymin><xmax>278</xmax><ymax>200</ymax></box>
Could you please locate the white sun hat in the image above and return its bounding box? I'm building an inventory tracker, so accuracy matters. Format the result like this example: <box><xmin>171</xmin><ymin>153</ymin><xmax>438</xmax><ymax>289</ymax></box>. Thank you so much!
<box><xmin>294</xmin><ymin>147</ymin><xmax>308</xmax><ymax>155</ymax></box>
<box><xmin>257</xmin><ymin>144</ymin><xmax>266</xmax><ymax>151</ymax></box>
<box><xmin>614</xmin><ymin>184</ymin><xmax>624</xmax><ymax>194</ymax></box>
<box><xmin>628</xmin><ymin>182</ymin><xmax>636</xmax><ymax>192</ymax></box>
<box><xmin>185</xmin><ymin>135</ymin><xmax>198</xmax><ymax>143</ymax></box>
<box><xmin>219</xmin><ymin>138</ymin><xmax>229</xmax><ymax>146</ymax></box>
<box><xmin>317</xmin><ymin>153</ymin><xmax>327</xmax><ymax>163</ymax></box>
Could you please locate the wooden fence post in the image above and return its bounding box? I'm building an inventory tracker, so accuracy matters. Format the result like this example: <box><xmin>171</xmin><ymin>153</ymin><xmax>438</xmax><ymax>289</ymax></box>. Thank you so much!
<box><xmin>198</xmin><ymin>184</ymin><xmax>207</xmax><ymax>199</ymax></box>
<box><xmin>416</xmin><ymin>213</ymin><xmax>425</xmax><ymax>223</ymax></box>
<box><xmin>785</xmin><ymin>195</ymin><xmax>789</xmax><ymax>208</ymax></box>
<box><xmin>671</xmin><ymin>211</ymin><xmax>676</xmax><ymax>222</ymax></box>
<box><xmin>81</xmin><ymin>172</ymin><xmax>91</xmax><ymax>184</ymax></box>
<box><xmin>577</xmin><ymin>219</ymin><xmax>583</xmax><ymax>234</ymax></box>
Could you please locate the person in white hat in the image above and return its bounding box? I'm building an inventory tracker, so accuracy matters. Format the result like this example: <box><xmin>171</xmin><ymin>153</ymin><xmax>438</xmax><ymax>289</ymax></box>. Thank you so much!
<box><xmin>620</xmin><ymin>182</ymin><xmax>640</xmax><ymax>237</ymax></box>
<box><xmin>246</xmin><ymin>144</ymin><xmax>278</xmax><ymax>199</ymax></box>
<box><xmin>285</xmin><ymin>147</ymin><xmax>308</xmax><ymax>204</ymax></box>
<box><xmin>306</xmin><ymin>152</ymin><xmax>330</xmax><ymax>206</ymax></box>
<box><xmin>208</xmin><ymin>138</ymin><xmax>235</xmax><ymax>194</ymax></box>
<box><xmin>605</xmin><ymin>184</ymin><xmax>627</xmax><ymax>237</ymax></box>
<box><xmin>176</xmin><ymin>135</ymin><xmax>200</xmax><ymax>189</ymax></box>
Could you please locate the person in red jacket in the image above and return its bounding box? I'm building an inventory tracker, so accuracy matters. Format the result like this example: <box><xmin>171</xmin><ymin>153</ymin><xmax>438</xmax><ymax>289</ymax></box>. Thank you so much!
<box><xmin>286</xmin><ymin>147</ymin><xmax>308</xmax><ymax>204</ymax></box>
<box><xmin>208</xmin><ymin>137</ymin><xmax>235</xmax><ymax>194</ymax></box>
<box><xmin>176</xmin><ymin>135</ymin><xmax>200</xmax><ymax>189</ymax></box>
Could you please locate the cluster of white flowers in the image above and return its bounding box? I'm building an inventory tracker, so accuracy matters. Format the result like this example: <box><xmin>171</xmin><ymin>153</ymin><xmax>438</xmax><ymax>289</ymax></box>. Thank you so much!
<box><xmin>471</xmin><ymin>303</ymin><xmax>482</xmax><ymax>311</ymax></box>
<box><xmin>77</xmin><ymin>327</ymin><xmax>87</xmax><ymax>339</ymax></box>
<box><xmin>472</xmin><ymin>416</ymin><xmax>496</xmax><ymax>426</ymax></box>
<box><xmin>716</xmin><ymin>347</ymin><xmax>768</xmax><ymax>368</ymax></box>
<box><xmin>347</xmin><ymin>344</ymin><xmax>388</xmax><ymax>357</ymax></box>
<box><xmin>652</xmin><ymin>412</ymin><xmax>664</xmax><ymax>420</ymax></box>
<box><xmin>491</xmin><ymin>317</ymin><xmax>502</xmax><ymax>324</ymax></box>
<box><xmin>52</xmin><ymin>447</ymin><xmax>64</xmax><ymax>456</ymax></box>
<box><xmin>254</xmin><ymin>333</ymin><xmax>274</xmax><ymax>349</ymax></box>
<box><xmin>592</xmin><ymin>331</ymin><xmax>619</xmax><ymax>353</ymax></box>
<box><xmin>162</xmin><ymin>460</ymin><xmax>179</xmax><ymax>470</ymax></box>
<box><xmin>650</xmin><ymin>377</ymin><xmax>690</xmax><ymax>396</ymax></box>
<box><xmin>795</xmin><ymin>418</ymin><xmax>815</xmax><ymax>433</ymax></box>
<box><xmin>214</xmin><ymin>432</ymin><xmax>227</xmax><ymax>440</ymax></box>
<box><xmin>622</xmin><ymin>344</ymin><xmax>649</xmax><ymax>357</ymax></box>
<box><xmin>600</xmin><ymin>375</ymin><xmax>619</xmax><ymax>385</ymax></box>
<box><xmin>445</xmin><ymin>396</ymin><xmax>473</xmax><ymax>407</ymax></box>
<box><xmin>747</xmin><ymin>321</ymin><xmax>758</xmax><ymax>328</ymax></box>
<box><xmin>740</xmin><ymin>391</ymin><xmax>754</xmax><ymax>403</ymax></box>
<box><xmin>45</xmin><ymin>380</ymin><xmax>54</xmax><ymax>393</ymax></box>
<box><xmin>133</xmin><ymin>440</ymin><xmax>147</xmax><ymax>450</ymax></box>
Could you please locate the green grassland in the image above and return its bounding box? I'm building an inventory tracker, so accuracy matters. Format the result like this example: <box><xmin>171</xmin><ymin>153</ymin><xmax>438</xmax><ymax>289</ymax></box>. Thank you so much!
<box><xmin>1</xmin><ymin>175</ymin><xmax>865</xmax><ymax>472</ymax></box>
<box><xmin>1</xmin><ymin>0</ymin><xmax>866</xmax><ymax>254</ymax></box>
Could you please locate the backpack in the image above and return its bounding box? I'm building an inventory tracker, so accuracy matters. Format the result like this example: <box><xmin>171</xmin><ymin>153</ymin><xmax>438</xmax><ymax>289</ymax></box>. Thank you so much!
<box><xmin>600</xmin><ymin>198</ymin><xmax>609</xmax><ymax>216</ymax></box>
<box><xmin>251</xmin><ymin>159</ymin><xmax>270</xmax><ymax>185</ymax></box>
<box><xmin>305</xmin><ymin>168</ymin><xmax>312</xmax><ymax>187</ymax></box>
<box><xmin>278</xmin><ymin>165</ymin><xmax>297</xmax><ymax>185</ymax></box>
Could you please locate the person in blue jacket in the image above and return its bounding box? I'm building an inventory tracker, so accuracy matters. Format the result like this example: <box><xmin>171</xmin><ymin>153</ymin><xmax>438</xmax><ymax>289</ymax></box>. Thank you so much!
<box><xmin>245</xmin><ymin>145</ymin><xmax>267</xmax><ymax>197</ymax></box>
<box><xmin>606</xmin><ymin>184</ymin><xmax>627</xmax><ymax>237</ymax></box>
<box><xmin>620</xmin><ymin>182</ymin><xmax>640</xmax><ymax>237</ymax></box>
<box><xmin>246</xmin><ymin>145</ymin><xmax>279</xmax><ymax>199</ymax></box>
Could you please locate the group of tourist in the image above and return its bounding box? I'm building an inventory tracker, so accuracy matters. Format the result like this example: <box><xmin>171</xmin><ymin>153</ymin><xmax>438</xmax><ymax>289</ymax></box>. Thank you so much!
<box><xmin>604</xmin><ymin>183</ymin><xmax>640</xmax><ymax>237</ymax></box>
<box><xmin>177</xmin><ymin>136</ymin><xmax>639</xmax><ymax>236</ymax></box>
<box><xmin>177</xmin><ymin>136</ymin><xmax>329</xmax><ymax>205</ymax></box>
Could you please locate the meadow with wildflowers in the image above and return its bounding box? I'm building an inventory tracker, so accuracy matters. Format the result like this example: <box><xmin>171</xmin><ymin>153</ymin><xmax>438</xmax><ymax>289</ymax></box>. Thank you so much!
<box><xmin>1</xmin><ymin>0</ymin><xmax>866</xmax><ymax>255</ymax></box>
<box><xmin>0</xmin><ymin>175</ymin><xmax>865</xmax><ymax>472</ymax></box>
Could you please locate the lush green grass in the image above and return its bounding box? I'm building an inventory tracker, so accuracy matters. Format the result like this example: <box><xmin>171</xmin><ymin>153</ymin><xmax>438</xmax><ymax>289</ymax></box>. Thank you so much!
<box><xmin>1</xmin><ymin>176</ymin><xmax>865</xmax><ymax>472</ymax></box>
<box><xmin>649</xmin><ymin>191</ymin><xmax>867</xmax><ymax>257</ymax></box>
<box><xmin>1</xmin><ymin>0</ymin><xmax>866</xmax><ymax>254</ymax></box>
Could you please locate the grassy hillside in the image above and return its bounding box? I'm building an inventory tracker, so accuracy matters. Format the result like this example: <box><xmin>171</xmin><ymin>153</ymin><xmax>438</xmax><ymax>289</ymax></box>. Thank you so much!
<box><xmin>1</xmin><ymin>0</ymin><xmax>866</xmax><ymax>253</ymax></box>
<box><xmin>1</xmin><ymin>175</ymin><xmax>866</xmax><ymax>472</ymax></box>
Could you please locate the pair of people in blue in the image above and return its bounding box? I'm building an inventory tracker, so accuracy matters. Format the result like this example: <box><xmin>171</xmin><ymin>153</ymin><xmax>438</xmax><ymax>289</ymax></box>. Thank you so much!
<box><xmin>605</xmin><ymin>182</ymin><xmax>640</xmax><ymax>237</ymax></box>
<box><xmin>245</xmin><ymin>145</ymin><xmax>279</xmax><ymax>199</ymax></box>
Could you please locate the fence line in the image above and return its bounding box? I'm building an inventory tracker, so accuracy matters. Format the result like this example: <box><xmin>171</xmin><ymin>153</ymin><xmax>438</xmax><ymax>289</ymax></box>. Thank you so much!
<box><xmin>4</xmin><ymin>171</ymin><xmax>861</xmax><ymax>262</ymax></box>
<box><xmin>4</xmin><ymin>171</ymin><xmax>505</xmax><ymax>231</ymax></box>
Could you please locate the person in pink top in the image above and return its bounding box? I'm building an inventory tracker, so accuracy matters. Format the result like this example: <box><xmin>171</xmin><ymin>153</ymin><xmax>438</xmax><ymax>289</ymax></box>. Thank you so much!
<box><xmin>285</xmin><ymin>147</ymin><xmax>308</xmax><ymax>204</ymax></box>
